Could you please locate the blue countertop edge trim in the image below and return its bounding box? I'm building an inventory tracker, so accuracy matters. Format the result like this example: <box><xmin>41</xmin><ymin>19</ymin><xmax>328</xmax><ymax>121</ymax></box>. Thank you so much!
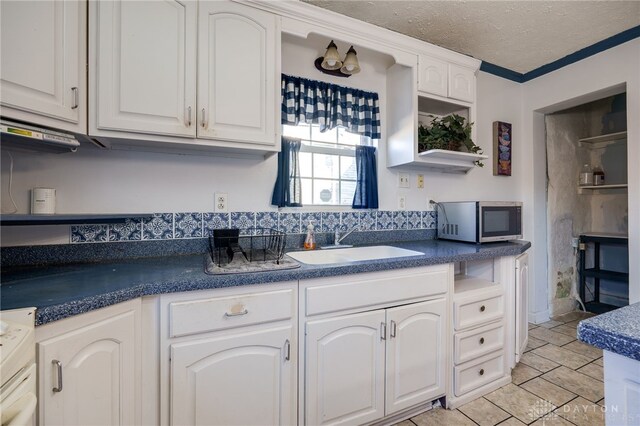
<box><xmin>481</xmin><ymin>25</ymin><xmax>640</xmax><ymax>83</ymax></box>
<box><xmin>577</xmin><ymin>303</ymin><xmax>640</xmax><ymax>362</ymax></box>
<box><xmin>5</xmin><ymin>240</ymin><xmax>530</xmax><ymax>326</ymax></box>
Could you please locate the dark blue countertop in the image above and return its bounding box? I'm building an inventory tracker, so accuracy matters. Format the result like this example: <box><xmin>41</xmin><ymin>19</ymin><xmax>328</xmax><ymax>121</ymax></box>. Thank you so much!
<box><xmin>578</xmin><ymin>302</ymin><xmax>640</xmax><ymax>362</ymax></box>
<box><xmin>1</xmin><ymin>240</ymin><xmax>530</xmax><ymax>326</ymax></box>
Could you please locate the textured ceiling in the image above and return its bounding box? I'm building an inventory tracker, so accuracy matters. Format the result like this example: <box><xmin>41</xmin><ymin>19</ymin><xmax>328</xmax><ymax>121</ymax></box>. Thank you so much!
<box><xmin>304</xmin><ymin>1</ymin><xmax>640</xmax><ymax>74</ymax></box>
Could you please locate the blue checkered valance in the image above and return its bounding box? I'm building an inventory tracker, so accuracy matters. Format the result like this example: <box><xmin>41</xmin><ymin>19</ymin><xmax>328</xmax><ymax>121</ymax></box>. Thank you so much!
<box><xmin>281</xmin><ymin>74</ymin><xmax>381</xmax><ymax>140</ymax></box>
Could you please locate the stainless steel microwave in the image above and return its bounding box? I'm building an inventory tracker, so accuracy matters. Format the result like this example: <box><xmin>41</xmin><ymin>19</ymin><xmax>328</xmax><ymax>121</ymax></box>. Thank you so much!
<box><xmin>436</xmin><ymin>201</ymin><xmax>522</xmax><ymax>243</ymax></box>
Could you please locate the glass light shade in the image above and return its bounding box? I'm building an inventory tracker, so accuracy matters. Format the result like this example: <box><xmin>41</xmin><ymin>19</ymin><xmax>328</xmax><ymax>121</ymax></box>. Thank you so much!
<box><xmin>340</xmin><ymin>46</ymin><xmax>360</xmax><ymax>74</ymax></box>
<box><xmin>321</xmin><ymin>41</ymin><xmax>342</xmax><ymax>70</ymax></box>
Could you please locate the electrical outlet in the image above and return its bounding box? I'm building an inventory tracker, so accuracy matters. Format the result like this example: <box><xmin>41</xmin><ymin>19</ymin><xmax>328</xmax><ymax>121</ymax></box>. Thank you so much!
<box><xmin>214</xmin><ymin>192</ymin><xmax>228</xmax><ymax>212</ymax></box>
<box><xmin>398</xmin><ymin>173</ymin><xmax>410</xmax><ymax>188</ymax></box>
<box><xmin>417</xmin><ymin>174</ymin><xmax>424</xmax><ymax>189</ymax></box>
<box><xmin>398</xmin><ymin>196</ymin><xmax>406</xmax><ymax>210</ymax></box>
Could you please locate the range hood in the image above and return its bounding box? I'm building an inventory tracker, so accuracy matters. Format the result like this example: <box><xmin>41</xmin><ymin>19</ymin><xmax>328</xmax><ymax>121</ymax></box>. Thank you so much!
<box><xmin>1</xmin><ymin>119</ymin><xmax>80</xmax><ymax>154</ymax></box>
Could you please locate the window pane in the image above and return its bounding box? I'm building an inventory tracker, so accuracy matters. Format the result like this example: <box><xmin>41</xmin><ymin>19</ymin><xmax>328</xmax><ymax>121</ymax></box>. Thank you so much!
<box><xmin>338</xmin><ymin>127</ymin><xmax>363</xmax><ymax>146</ymax></box>
<box><xmin>299</xmin><ymin>152</ymin><xmax>312</xmax><ymax>178</ymax></box>
<box><xmin>283</xmin><ymin>124</ymin><xmax>310</xmax><ymax>140</ymax></box>
<box><xmin>313</xmin><ymin>180</ymin><xmax>339</xmax><ymax>205</ymax></box>
<box><xmin>340</xmin><ymin>156</ymin><xmax>357</xmax><ymax>180</ymax></box>
<box><xmin>340</xmin><ymin>181</ymin><xmax>356</xmax><ymax>205</ymax></box>
<box><xmin>301</xmin><ymin>178</ymin><xmax>313</xmax><ymax>205</ymax></box>
<box><xmin>311</xmin><ymin>125</ymin><xmax>337</xmax><ymax>143</ymax></box>
<box><xmin>313</xmin><ymin>154</ymin><xmax>339</xmax><ymax>179</ymax></box>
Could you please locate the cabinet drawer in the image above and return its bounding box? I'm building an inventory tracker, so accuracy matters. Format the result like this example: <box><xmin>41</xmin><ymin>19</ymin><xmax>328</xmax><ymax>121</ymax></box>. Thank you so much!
<box><xmin>169</xmin><ymin>289</ymin><xmax>293</xmax><ymax>338</ymax></box>
<box><xmin>454</xmin><ymin>288</ymin><xmax>503</xmax><ymax>330</ymax></box>
<box><xmin>454</xmin><ymin>321</ymin><xmax>504</xmax><ymax>364</ymax></box>
<box><xmin>454</xmin><ymin>351</ymin><xmax>505</xmax><ymax>397</ymax></box>
<box><xmin>304</xmin><ymin>266</ymin><xmax>449</xmax><ymax>316</ymax></box>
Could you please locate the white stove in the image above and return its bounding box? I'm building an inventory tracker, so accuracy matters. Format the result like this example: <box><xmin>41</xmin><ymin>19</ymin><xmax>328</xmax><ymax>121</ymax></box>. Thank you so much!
<box><xmin>0</xmin><ymin>308</ymin><xmax>37</xmax><ymax>426</ymax></box>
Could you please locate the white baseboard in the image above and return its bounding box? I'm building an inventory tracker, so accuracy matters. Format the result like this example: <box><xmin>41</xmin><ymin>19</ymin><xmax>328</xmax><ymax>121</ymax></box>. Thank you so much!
<box><xmin>528</xmin><ymin>309</ymin><xmax>550</xmax><ymax>324</ymax></box>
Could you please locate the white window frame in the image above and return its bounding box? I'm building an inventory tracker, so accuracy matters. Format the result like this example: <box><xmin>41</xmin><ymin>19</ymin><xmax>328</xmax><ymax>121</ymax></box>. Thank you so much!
<box><xmin>282</xmin><ymin>123</ymin><xmax>371</xmax><ymax>207</ymax></box>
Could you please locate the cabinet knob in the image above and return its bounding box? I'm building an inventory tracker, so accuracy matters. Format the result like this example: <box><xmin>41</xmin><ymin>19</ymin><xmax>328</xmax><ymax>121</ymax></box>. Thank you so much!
<box><xmin>479</xmin><ymin>337</ymin><xmax>485</xmax><ymax>345</ymax></box>
<box><xmin>480</xmin><ymin>305</ymin><xmax>486</xmax><ymax>312</ymax></box>
<box><xmin>479</xmin><ymin>368</ymin><xmax>485</xmax><ymax>376</ymax></box>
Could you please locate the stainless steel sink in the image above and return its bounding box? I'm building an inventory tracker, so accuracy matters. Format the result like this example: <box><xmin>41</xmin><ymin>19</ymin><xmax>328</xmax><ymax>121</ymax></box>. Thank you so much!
<box><xmin>286</xmin><ymin>245</ymin><xmax>423</xmax><ymax>265</ymax></box>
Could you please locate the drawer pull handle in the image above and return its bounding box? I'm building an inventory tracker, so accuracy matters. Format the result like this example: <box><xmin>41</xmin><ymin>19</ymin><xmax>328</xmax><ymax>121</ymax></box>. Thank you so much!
<box><xmin>224</xmin><ymin>308</ymin><xmax>248</xmax><ymax>317</ymax></box>
<box><xmin>479</xmin><ymin>368</ymin><xmax>485</xmax><ymax>376</ymax></box>
<box><xmin>480</xmin><ymin>305</ymin><xmax>486</xmax><ymax>312</ymax></box>
<box><xmin>390</xmin><ymin>320</ymin><xmax>397</xmax><ymax>338</ymax></box>
<box><xmin>71</xmin><ymin>87</ymin><xmax>79</xmax><ymax>110</ymax></box>
<box><xmin>52</xmin><ymin>360</ymin><xmax>63</xmax><ymax>392</ymax></box>
<box><xmin>479</xmin><ymin>337</ymin><xmax>485</xmax><ymax>345</ymax></box>
<box><xmin>380</xmin><ymin>322</ymin><xmax>387</xmax><ymax>340</ymax></box>
<box><xmin>284</xmin><ymin>339</ymin><xmax>290</xmax><ymax>361</ymax></box>
<box><xmin>186</xmin><ymin>106</ymin><xmax>192</xmax><ymax>127</ymax></box>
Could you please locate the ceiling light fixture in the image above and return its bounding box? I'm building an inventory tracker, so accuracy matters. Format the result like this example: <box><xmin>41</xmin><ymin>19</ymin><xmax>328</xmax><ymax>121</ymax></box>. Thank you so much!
<box><xmin>314</xmin><ymin>40</ymin><xmax>361</xmax><ymax>78</ymax></box>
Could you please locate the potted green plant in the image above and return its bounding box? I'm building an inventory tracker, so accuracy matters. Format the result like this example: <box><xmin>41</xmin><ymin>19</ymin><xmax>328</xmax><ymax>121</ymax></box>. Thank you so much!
<box><xmin>418</xmin><ymin>114</ymin><xmax>484</xmax><ymax>167</ymax></box>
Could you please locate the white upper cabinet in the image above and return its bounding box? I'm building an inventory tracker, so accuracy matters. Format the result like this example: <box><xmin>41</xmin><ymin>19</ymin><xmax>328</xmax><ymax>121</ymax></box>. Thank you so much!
<box><xmin>448</xmin><ymin>64</ymin><xmax>475</xmax><ymax>103</ymax></box>
<box><xmin>91</xmin><ymin>0</ymin><xmax>197</xmax><ymax>138</ymax></box>
<box><xmin>417</xmin><ymin>55</ymin><xmax>476</xmax><ymax>103</ymax></box>
<box><xmin>417</xmin><ymin>56</ymin><xmax>448</xmax><ymax>98</ymax></box>
<box><xmin>0</xmin><ymin>0</ymin><xmax>86</xmax><ymax>133</ymax></box>
<box><xmin>197</xmin><ymin>1</ymin><xmax>278</xmax><ymax>145</ymax></box>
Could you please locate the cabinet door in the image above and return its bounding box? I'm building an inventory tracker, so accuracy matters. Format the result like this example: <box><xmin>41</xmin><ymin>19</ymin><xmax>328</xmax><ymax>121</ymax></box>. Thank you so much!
<box><xmin>448</xmin><ymin>64</ymin><xmax>475</xmax><ymax>102</ymax></box>
<box><xmin>170</xmin><ymin>326</ymin><xmax>295</xmax><ymax>426</ymax></box>
<box><xmin>417</xmin><ymin>56</ymin><xmax>448</xmax><ymax>97</ymax></box>
<box><xmin>93</xmin><ymin>0</ymin><xmax>196</xmax><ymax>137</ymax></box>
<box><xmin>197</xmin><ymin>1</ymin><xmax>277</xmax><ymax>145</ymax></box>
<box><xmin>305</xmin><ymin>310</ymin><xmax>386</xmax><ymax>425</ymax></box>
<box><xmin>0</xmin><ymin>0</ymin><xmax>85</xmax><ymax>132</ymax></box>
<box><xmin>515</xmin><ymin>252</ymin><xmax>529</xmax><ymax>362</ymax></box>
<box><xmin>38</xmin><ymin>311</ymin><xmax>136</xmax><ymax>426</ymax></box>
<box><xmin>385</xmin><ymin>299</ymin><xmax>446</xmax><ymax>415</ymax></box>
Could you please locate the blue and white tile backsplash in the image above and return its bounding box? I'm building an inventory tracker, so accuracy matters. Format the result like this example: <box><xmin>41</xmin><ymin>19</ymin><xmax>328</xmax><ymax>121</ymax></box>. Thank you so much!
<box><xmin>69</xmin><ymin>209</ymin><xmax>438</xmax><ymax>243</ymax></box>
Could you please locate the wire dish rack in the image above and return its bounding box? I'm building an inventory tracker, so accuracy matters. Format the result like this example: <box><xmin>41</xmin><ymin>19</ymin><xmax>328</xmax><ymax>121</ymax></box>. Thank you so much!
<box><xmin>205</xmin><ymin>228</ymin><xmax>300</xmax><ymax>275</ymax></box>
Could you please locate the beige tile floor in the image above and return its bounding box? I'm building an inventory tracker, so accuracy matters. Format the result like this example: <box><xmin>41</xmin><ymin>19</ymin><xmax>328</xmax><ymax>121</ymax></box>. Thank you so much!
<box><xmin>394</xmin><ymin>311</ymin><xmax>605</xmax><ymax>426</ymax></box>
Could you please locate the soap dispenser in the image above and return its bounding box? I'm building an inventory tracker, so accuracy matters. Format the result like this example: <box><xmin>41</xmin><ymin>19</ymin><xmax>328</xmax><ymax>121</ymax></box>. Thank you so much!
<box><xmin>304</xmin><ymin>222</ymin><xmax>316</xmax><ymax>250</ymax></box>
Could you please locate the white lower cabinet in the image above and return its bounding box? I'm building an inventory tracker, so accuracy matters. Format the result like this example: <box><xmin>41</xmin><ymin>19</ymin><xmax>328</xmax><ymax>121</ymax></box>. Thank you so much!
<box><xmin>157</xmin><ymin>282</ymin><xmax>297</xmax><ymax>426</ymax></box>
<box><xmin>305</xmin><ymin>310</ymin><xmax>386</xmax><ymax>425</ymax></box>
<box><xmin>386</xmin><ymin>299</ymin><xmax>447</xmax><ymax>415</ymax></box>
<box><xmin>170</xmin><ymin>325</ymin><xmax>294</xmax><ymax>426</ymax></box>
<box><xmin>36</xmin><ymin>300</ymin><xmax>140</xmax><ymax>426</ymax></box>
<box><xmin>447</xmin><ymin>257</ymin><xmax>517</xmax><ymax>409</ymax></box>
<box><xmin>305</xmin><ymin>300</ymin><xmax>446</xmax><ymax>425</ymax></box>
<box><xmin>302</xmin><ymin>265</ymin><xmax>450</xmax><ymax>425</ymax></box>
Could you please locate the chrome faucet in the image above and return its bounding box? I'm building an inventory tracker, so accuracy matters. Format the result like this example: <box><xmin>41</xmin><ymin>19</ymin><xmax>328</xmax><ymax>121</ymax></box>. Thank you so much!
<box><xmin>322</xmin><ymin>225</ymin><xmax>360</xmax><ymax>249</ymax></box>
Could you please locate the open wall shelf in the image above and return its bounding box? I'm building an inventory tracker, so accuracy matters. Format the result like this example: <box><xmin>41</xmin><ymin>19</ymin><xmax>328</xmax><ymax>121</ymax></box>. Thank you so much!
<box><xmin>416</xmin><ymin>150</ymin><xmax>487</xmax><ymax>174</ymax></box>
<box><xmin>578</xmin><ymin>131</ymin><xmax>627</xmax><ymax>149</ymax></box>
<box><xmin>577</xmin><ymin>184</ymin><xmax>628</xmax><ymax>194</ymax></box>
<box><xmin>0</xmin><ymin>214</ymin><xmax>153</xmax><ymax>226</ymax></box>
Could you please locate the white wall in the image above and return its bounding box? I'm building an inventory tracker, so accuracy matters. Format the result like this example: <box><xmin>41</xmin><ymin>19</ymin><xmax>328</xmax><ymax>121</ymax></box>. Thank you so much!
<box><xmin>1</xmin><ymin>39</ymin><xmax>523</xmax><ymax>247</ymax></box>
<box><xmin>521</xmin><ymin>38</ymin><xmax>640</xmax><ymax>316</ymax></box>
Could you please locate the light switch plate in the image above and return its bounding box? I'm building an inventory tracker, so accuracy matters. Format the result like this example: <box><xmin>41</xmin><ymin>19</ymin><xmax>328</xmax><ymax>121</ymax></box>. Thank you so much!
<box><xmin>398</xmin><ymin>173</ymin><xmax>410</xmax><ymax>188</ymax></box>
